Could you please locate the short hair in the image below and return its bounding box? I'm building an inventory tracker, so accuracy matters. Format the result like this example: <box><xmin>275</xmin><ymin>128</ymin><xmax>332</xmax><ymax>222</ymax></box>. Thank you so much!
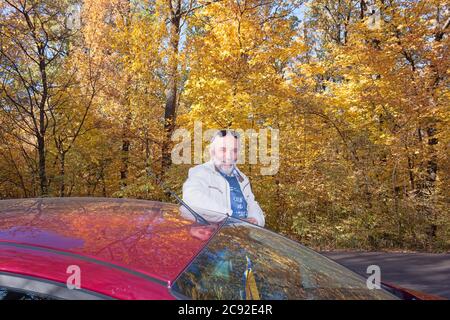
<box><xmin>209</xmin><ymin>130</ymin><xmax>241</xmax><ymax>157</ymax></box>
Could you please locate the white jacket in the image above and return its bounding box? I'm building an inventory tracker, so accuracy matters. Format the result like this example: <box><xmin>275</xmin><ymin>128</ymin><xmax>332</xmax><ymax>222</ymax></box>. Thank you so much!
<box><xmin>182</xmin><ymin>160</ymin><xmax>265</xmax><ymax>227</ymax></box>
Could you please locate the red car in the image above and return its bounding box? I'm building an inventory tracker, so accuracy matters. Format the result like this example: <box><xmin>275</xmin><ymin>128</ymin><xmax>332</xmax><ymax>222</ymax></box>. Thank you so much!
<box><xmin>0</xmin><ymin>197</ymin><xmax>442</xmax><ymax>300</ymax></box>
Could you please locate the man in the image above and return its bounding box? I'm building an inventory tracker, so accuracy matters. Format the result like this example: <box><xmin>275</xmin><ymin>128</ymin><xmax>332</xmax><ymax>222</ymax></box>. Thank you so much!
<box><xmin>182</xmin><ymin>129</ymin><xmax>265</xmax><ymax>227</ymax></box>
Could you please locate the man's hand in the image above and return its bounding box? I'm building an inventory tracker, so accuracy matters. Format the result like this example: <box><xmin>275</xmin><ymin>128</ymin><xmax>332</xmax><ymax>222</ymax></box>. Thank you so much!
<box><xmin>190</xmin><ymin>225</ymin><xmax>217</xmax><ymax>241</ymax></box>
<box><xmin>244</xmin><ymin>217</ymin><xmax>258</xmax><ymax>225</ymax></box>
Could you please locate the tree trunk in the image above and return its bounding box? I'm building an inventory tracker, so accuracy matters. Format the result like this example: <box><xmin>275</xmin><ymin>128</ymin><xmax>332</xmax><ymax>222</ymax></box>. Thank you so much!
<box><xmin>59</xmin><ymin>152</ymin><xmax>65</xmax><ymax>197</ymax></box>
<box><xmin>37</xmin><ymin>26</ymin><xmax>49</xmax><ymax>196</ymax></box>
<box><xmin>37</xmin><ymin>135</ymin><xmax>48</xmax><ymax>196</ymax></box>
<box><xmin>119</xmin><ymin>0</ymin><xmax>133</xmax><ymax>190</ymax></box>
<box><xmin>120</xmin><ymin>109</ymin><xmax>132</xmax><ymax>190</ymax></box>
<box><xmin>162</xmin><ymin>0</ymin><xmax>182</xmax><ymax>174</ymax></box>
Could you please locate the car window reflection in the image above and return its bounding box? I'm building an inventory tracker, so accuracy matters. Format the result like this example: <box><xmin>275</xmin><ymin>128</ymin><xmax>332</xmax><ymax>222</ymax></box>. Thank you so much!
<box><xmin>172</xmin><ymin>219</ymin><xmax>397</xmax><ymax>300</ymax></box>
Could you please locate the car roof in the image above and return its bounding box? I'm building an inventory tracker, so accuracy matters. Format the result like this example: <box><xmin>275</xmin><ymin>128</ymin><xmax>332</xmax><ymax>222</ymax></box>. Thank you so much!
<box><xmin>0</xmin><ymin>197</ymin><xmax>215</xmax><ymax>285</ymax></box>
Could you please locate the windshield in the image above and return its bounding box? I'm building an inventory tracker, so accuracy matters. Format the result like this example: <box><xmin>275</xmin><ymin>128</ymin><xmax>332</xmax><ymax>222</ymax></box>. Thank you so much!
<box><xmin>171</xmin><ymin>218</ymin><xmax>397</xmax><ymax>300</ymax></box>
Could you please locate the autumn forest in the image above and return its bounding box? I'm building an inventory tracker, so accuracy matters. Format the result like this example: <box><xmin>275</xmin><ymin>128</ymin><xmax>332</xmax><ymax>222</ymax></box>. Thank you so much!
<box><xmin>0</xmin><ymin>0</ymin><xmax>449</xmax><ymax>251</ymax></box>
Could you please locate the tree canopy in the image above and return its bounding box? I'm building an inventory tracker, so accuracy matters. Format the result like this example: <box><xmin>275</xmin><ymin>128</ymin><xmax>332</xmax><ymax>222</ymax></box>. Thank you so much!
<box><xmin>1</xmin><ymin>0</ymin><xmax>448</xmax><ymax>251</ymax></box>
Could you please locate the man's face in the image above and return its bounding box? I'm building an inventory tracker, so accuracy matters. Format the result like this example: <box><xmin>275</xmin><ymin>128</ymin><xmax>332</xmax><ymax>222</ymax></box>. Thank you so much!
<box><xmin>211</xmin><ymin>134</ymin><xmax>239</xmax><ymax>175</ymax></box>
